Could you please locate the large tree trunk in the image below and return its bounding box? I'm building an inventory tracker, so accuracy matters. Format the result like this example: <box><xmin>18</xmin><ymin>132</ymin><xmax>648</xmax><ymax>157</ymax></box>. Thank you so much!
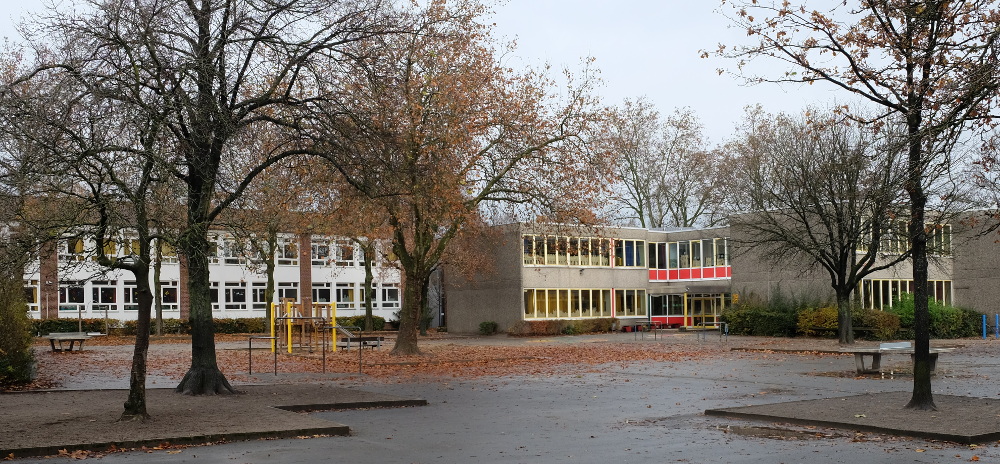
<box><xmin>121</xmin><ymin>266</ymin><xmax>154</xmax><ymax>421</ymax></box>
<box><xmin>175</xmin><ymin>231</ymin><xmax>236</xmax><ymax>395</ymax></box>
<box><xmin>836</xmin><ymin>289</ymin><xmax>854</xmax><ymax>345</ymax></box>
<box><xmin>392</xmin><ymin>267</ymin><xmax>429</xmax><ymax>355</ymax></box>
<box><xmin>904</xmin><ymin>115</ymin><xmax>935</xmax><ymax>411</ymax></box>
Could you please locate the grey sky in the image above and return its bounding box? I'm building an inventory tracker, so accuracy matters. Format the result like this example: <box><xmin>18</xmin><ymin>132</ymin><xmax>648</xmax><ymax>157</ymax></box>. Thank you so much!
<box><xmin>2</xmin><ymin>0</ymin><xmax>850</xmax><ymax>144</ymax></box>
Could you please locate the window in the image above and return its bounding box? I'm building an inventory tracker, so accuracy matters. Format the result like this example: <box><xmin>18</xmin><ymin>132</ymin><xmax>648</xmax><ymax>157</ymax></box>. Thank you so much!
<box><xmin>381</xmin><ymin>285</ymin><xmax>400</xmax><ymax>309</ymax></box>
<box><xmin>336</xmin><ymin>283</ymin><xmax>356</xmax><ymax>309</ymax></box>
<box><xmin>277</xmin><ymin>282</ymin><xmax>298</xmax><ymax>302</ymax></box>
<box><xmin>312</xmin><ymin>240</ymin><xmax>331</xmax><ymax>266</ymax></box>
<box><xmin>928</xmin><ymin>224</ymin><xmax>952</xmax><ymax>255</ymax></box>
<box><xmin>60</xmin><ymin>238</ymin><xmax>86</xmax><ymax>262</ymax></box>
<box><xmin>92</xmin><ymin>281</ymin><xmax>118</xmax><ymax>312</ymax></box>
<box><xmin>690</xmin><ymin>241</ymin><xmax>701</xmax><ymax>268</ymax></box>
<box><xmin>224</xmin><ymin>281</ymin><xmax>247</xmax><ymax>309</ymax></box>
<box><xmin>614</xmin><ymin>240</ymin><xmax>646</xmax><ymax>267</ymax></box>
<box><xmin>861</xmin><ymin>279</ymin><xmax>952</xmax><ymax>309</ymax></box>
<box><xmin>702</xmin><ymin>240</ymin><xmax>714</xmax><ymax>267</ymax></box>
<box><xmin>715</xmin><ymin>238</ymin><xmax>728</xmax><ymax>266</ymax></box>
<box><xmin>161</xmin><ymin>282</ymin><xmax>179</xmax><ymax>311</ymax></box>
<box><xmin>678</xmin><ymin>241</ymin><xmax>690</xmax><ymax>268</ymax></box>
<box><xmin>313</xmin><ymin>283</ymin><xmax>332</xmax><ymax>303</ymax></box>
<box><xmin>278</xmin><ymin>240</ymin><xmax>298</xmax><ymax>266</ymax></box>
<box><xmin>335</xmin><ymin>240</ymin><xmax>354</xmax><ymax>267</ymax></box>
<box><xmin>222</xmin><ymin>238</ymin><xmax>246</xmax><ymax>265</ymax></box>
<box><xmin>522</xmin><ymin>288</ymin><xmax>615</xmax><ymax>319</ymax></box>
<box><xmin>210</xmin><ymin>282</ymin><xmax>220</xmax><ymax>310</ymax></box>
<box><xmin>614</xmin><ymin>289</ymin><xmax>646</xmax><ymax>317</ymax></box>
<box><xmin>158</xmin><ymin>240</ymin><xmax>179</xmax><ymax>264</ymax></box>
<box><xmin>124</xmin><ymin>281</ymin><xmax>138</xmax><ymax>311</ymax></box>
<box><xmin>59</xmin><ymin>281</ymin><xmax>85</xmax><ymax>311</ymax></box>
<box><xmin>252</xmin><ymin>282</ymin><xmax>269</xmax><ymax>310</ymax></box>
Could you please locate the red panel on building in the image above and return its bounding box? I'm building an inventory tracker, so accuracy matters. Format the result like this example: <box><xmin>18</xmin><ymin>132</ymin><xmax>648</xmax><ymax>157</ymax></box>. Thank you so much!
<box><xmin>691</xmin><ymin>268</ymin><xmax>702</xmax><ymax>279</ymax></box>
<box><xmin>679</xmin><ymin>269</ymin><xmax>690</xmax><ymax>280</ymax></box>
<box><xmin>703</xmin><ymin>268</ymin><xmax>715</xmax><ymax>278</ymax></box>
<box><xmin>669</xmin><ymin>270</ymin><xmax>679</xmax><ymax>280</ymax></box>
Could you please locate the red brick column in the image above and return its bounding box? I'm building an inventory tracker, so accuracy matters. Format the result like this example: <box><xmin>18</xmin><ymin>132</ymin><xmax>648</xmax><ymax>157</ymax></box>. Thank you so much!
<box><xmin>39</xmin><ymin>240</ymin><xmax>59</xmax><ymax>319</ymax></box>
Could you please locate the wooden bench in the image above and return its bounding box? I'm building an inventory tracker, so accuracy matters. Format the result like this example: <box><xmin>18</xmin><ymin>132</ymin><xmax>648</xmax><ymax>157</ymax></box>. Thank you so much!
<box><xmin>46</xmin><ymin>332</ymin><xmax>92</xmax><ymax>352</ymax></box>
<box><xmin>842</xmin><ymin>342</ymin><xmax>954</xmax><ymax>374</ymax></box>
<box><xmin>336</xmin><ymin>336</ymin><xmax>385</xmax><ymax>350</ymax></box>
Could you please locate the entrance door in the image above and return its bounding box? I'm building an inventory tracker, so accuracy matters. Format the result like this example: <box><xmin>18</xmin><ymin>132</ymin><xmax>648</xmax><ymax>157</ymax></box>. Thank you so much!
<box><xmin>689</xmin><ymin>297</ymin><xmax>718</xmax><ymax>327</ymax></box>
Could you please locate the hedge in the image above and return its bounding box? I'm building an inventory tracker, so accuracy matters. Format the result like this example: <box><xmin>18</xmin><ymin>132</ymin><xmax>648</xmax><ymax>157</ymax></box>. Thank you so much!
<box><xmin>507</xmin><ymin>318</ymin><xmax>617</xmax><ymax>336</ymax></box>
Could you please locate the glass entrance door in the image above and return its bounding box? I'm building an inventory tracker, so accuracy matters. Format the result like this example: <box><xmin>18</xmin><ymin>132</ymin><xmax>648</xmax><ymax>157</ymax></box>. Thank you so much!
<box><xmin>688</xmin><ymin>296</ymin><xmax>719</xmax><ymax>327</ymax></box>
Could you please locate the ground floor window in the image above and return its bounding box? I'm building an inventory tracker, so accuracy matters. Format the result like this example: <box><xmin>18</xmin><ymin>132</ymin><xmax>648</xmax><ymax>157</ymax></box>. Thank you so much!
<box><xmin>860</xmin><ymin>279</ymin><xmax>952</xmax><ymax>310</ymax></box>
<box><xmin>522</xmin><ymin>288</ymin><xmax>624</xmax><ymax>319</ymax></box>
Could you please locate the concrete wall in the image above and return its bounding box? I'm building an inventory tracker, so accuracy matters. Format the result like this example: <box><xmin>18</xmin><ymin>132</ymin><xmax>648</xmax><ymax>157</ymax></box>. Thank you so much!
<box><xmin>952</xmin><ymin>213</ymin><xmax>1000</xmax><ymax>313</ymax></box>
<box><xmin>445</xmin><ymin>224</ymin><xmax>525</xmax><ymax>333</ymax></box>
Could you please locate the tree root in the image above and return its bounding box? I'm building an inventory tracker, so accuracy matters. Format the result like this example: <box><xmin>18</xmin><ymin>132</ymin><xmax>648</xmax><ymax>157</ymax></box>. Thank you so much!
<box><xmin>175</xmin><ymin>366</ymin><xmax>239</xmax><ymax>395</ymax></box>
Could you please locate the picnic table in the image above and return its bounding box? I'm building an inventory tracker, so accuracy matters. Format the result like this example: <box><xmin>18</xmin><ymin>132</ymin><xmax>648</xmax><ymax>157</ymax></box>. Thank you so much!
<box><xmin>46</xmin><ymin>332</ymin><xmax>92</xmax><ymax>352</ymax></box>
<box><xmin>842</xmin><ymin>342</ymin><xmax>954</xmax><ymax>374</ymax></box>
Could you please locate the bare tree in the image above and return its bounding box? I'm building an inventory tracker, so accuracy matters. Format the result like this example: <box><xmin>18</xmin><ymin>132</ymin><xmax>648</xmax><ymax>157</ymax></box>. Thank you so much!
<box><xmin>608</xmin><ymin>101</ymin><xmax>725</xmax><ymax>228</ymax></box>
<box><xmin>726</xmin><ymin>107</ymin><xmax>909</xmax><ymax>344</ymax></box>
<box><xmin>716</xmin><ymin>0</ymin><xmax>1000</xmax><ymax>410</ymax></box>
<box><xmin>17</xmin><ymin>0</ymin><xmax>401</xmax><ymax>394</ymax></box>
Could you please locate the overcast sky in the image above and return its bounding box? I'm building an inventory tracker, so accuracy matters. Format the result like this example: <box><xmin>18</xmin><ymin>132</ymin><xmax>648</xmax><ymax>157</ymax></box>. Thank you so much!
<box><xmin>1</xmin><ymin>0</ymin><xmax>851</xmax><ymax>144</ymax></box>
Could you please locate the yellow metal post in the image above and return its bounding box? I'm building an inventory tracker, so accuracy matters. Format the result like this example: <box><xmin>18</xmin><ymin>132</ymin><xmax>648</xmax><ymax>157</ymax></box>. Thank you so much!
<box><xmin>286</xmin><ymin>301</ymin><xmax>293</xmax><ymax>354</ymax></box>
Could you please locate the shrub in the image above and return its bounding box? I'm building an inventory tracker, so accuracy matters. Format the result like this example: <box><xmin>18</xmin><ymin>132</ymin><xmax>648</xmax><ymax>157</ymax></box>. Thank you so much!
<box><xmin>0</xmin><ymin>277</ymin><xmax>34</xmax><ymax>387</ymax></box>
<box><xmin>334</xmin><ymin>315</ymin><xmax>386</xmax><ymax>332</ymax></box>
<box><xmin>723</xmin><ymin>302</ymin><xmax>799</xmax><ymax>337</ymax></box>
<box><xmin>796</xmin><ymin>305</ymin><xmax>839</xmax><ymax>337</ymax></box>
<box><xmin>506</xmin><ymin>318</ymin><xmax>617</xmax><ymax>336</ymax></box>
<box><xmin>853</xmin><ymin>308</ymin><xmax>900</xmax><ymax>341</ymax></box>
<box><xmin>32</xmin><ymin>318</ymin><xmax>108</xmax><ymax>335</ymax></box>
<box><xmin>887</xmin><ymin>294</ymin><xmax>980</xmax><ymax>339</ymax></box>
<box><xmin>479</xmin><ymin>321</ymin><xmax>499</xmax><ymax>335</ymax></box>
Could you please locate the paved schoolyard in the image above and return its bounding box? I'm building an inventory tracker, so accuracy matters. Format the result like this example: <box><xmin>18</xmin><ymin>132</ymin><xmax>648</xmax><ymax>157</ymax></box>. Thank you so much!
<box><xmin>6</xmin><ymin>332</ymin><xmax>1000</xmax><ymax>463</ymax></box>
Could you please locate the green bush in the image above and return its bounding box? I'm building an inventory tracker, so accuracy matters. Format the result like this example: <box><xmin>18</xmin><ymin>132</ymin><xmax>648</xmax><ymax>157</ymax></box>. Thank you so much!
<box><xmin>887</xmin><ymin>294</ymin><xmax>979</xmax><ymax>339</ymax></box>
<box><xmin>506</xmin><ymin>318</ymin><xmax>617</xmax><ymax>336</ymax></box>
<box><xmin>1</xmin><ymin>277</ymin><xmax>34</xmax><ymax>386</ymax></box>
<box><xmin>479</xmin><ymin>321</ymin><xmax>499</xmax><ymax>335</ymax></box>
<box><xmin>334</xmin><ymin>315</ymin><xmax>385</xmax><ymax>332</ymax></box>
<box><xmin>795</xmin><ymin>305</ymin><xmax>900</xmax><ymax>340</ymax></box>
<box><xmin>723</xmin><ymin>303</ymin><xmax>799</xmax><ymax>337</ymax></box>
<box><xmin>32</xmin><ymin>318</ymin><xmax>109</xmax><ymax>335</ymax></box>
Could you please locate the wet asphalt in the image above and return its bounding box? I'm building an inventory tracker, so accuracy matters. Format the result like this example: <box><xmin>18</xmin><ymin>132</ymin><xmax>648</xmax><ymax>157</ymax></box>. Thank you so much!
<box><xmin>12</xmin><ymin>333</ymin><xmax>1000</xmax><ymax>463</ymax></box>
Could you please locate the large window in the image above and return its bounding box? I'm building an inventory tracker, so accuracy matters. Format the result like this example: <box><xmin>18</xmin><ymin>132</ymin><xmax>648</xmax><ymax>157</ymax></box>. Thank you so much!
<box><xmin>861</xmin><ymin>279</ymin><xmax>952</xmax><ymax>310</ymax></box>
<box><xmin>277</xmin><ymin>240</ymin><xmax>298</xmax><ymax>266</ymax></box>
<box><xmin>523</xmin><ymin>288</ymin><xmax>612</xmax><ymax>319</ymax></box>
<box><xmin>614</xmin><ymin>289</ymin><xmax>647</xmax><ymax>317</ymax></box>
<box><xmin>522</xmin><ymin>235</ymin><xmax>613</xmax><ymax>267</ymax></box>
<box><xmin>614</xmin><ymin>240</ymin><xmax>646</xmax><ymax>267</ymax></box>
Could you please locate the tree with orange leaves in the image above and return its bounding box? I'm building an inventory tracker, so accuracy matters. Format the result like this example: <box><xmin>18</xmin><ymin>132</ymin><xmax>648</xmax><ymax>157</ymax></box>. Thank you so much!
<box><xmin>311</xmin><ymin>1</ymin><xmax>613</xmax><ymax>355</ymax></box>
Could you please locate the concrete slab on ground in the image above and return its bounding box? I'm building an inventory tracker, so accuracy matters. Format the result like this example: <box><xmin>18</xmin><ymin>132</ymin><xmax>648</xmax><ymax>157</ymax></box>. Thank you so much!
<box><xmin>0</xmin><ymin>384</ymin><xmax>426</xmax><ymax>459</ymax></box>
<box><xmin>707</xmin><ymin>391</ymin><xmax>1000</xmax><ymax>444</ymax></box>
